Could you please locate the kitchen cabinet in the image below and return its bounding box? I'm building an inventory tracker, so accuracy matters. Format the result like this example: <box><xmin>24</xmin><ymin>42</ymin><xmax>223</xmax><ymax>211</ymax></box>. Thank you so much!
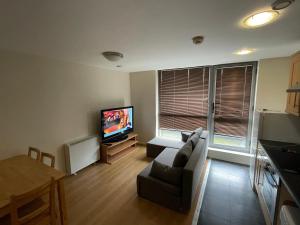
<box><xmin>254</xmin><ymin>143</ymin><xmax>264</xmax><ymax>190</ymax></box>
<box><xmin>286</xmin><ymin>52</ymin><xmax>300</xmax><ymax>116</ymax></box>
<box><xmin>254</xmin><ymin>143</ymin><xmax>274</xmax><ymax>225</ymax></box>
<box><xmin>254</xmin><ymin>140</ymin><xmax>300</xmax><ymax>225</ymax></box>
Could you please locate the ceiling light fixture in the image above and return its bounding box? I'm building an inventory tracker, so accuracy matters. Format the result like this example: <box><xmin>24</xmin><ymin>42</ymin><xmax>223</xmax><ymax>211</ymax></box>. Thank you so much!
<box><xmin>272</xmin><ymin>0</ymin><xmax>295</xmax><ymax>10</ymax></box>
<box><xmin>243</xmin><ymin>11</ymin><xmax>279</xmax><ymax>28</ymax></box>
<box><xmin>102</xmin><ymin>51</ymin><xmax>124</xmax><ymax>62</ymax></box>
<box><xmin>192</xmin><ymin>36</ymin><xmax>204</xmax><ymax>45</ymax></box>
<box><xmin>235</xmin><ymin>48</ymin><xmax>255</xmax><ymax>55</ymax></box>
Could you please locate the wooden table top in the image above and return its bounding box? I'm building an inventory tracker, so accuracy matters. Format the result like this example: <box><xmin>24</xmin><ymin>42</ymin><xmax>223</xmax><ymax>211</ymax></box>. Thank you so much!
<box><xmin>0</xmin><ymin>155</ymin><xmax>65</xmax><ymax>214</ymax></box>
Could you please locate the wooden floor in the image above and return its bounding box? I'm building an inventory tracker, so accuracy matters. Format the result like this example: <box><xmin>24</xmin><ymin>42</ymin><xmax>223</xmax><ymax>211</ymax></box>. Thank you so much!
<box><xmin>64</xmin><ymin>146</ymin><xmax>207</xmax><ymax>225</ymax></box>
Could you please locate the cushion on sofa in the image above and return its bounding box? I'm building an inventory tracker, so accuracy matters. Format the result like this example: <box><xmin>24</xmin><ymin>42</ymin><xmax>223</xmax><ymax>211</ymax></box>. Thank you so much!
<box><xmin>150</xmin><ymin>160</ymin><xmax>183</xmax><ymax>186</ymax></box>
<box><xmin>172</xmin><ymin>141</ymin><xmax>193</xmax><ymax>167</ymax></box>
<box><xmin>183</xmin><ymin>127</ymin><xmax>203</xmax><ymax>143</ymax></box>
<box><xmin>181</xmin><ymin>131</ymin><xmax>192</xmax><ymax>142</ymax></box>
<box><xmin>194</xmin><ymin>127</ymin><xmax>203</xmax><ymax>135</ymax></box>
<box><xmin>188</xmin><ymin>133</ymin><xmax>200</xmax><ymax>149</ymax></box>
<box><xmin>200</xmin><ymin>130</ymin><xmax>209</xmax><ymax>139</ymax></box>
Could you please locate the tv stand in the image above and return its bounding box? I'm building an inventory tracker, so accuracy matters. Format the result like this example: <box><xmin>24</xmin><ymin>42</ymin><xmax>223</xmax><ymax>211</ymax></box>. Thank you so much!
<box><xmin>102</xmin><ymin>134</ymin><xmax>128</xmax><ymax>143</ymax></box>
<box><xmin>100</xmin><ymin>133</ymin><xmax>138</xmax><ymax>164</ymax></box>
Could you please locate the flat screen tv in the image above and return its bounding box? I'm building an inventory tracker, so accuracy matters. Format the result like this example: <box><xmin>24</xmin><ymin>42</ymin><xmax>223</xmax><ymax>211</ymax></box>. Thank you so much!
<box><xmin>100</xmin><ymin>106</ymin><xmax>134</xmax><ymax>143</ymax></box>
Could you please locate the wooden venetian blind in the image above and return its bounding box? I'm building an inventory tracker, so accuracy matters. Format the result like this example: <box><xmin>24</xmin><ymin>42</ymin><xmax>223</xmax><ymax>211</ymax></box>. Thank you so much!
<box><xmin>158</xmin><ymin>67</ymin><xmax>209</xmax><ymax>131</ymax></box>
<box><xmin>214</xmin><ymin>65</ymin><xmax>253</xmax><ymax>137</ymax></box>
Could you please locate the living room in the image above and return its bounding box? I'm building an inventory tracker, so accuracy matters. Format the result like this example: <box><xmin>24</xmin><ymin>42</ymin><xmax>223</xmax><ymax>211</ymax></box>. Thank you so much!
<box><xmin>0</xmin><ymin>1</ymin><xmax>300</xmax><ymax>225</ymax></box>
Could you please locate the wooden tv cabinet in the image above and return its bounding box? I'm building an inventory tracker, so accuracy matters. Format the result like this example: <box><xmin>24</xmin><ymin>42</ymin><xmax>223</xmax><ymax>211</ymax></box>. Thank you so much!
<box><xmin>100</xmin><ymin>133</ymin><xmax>138</xmax><ymax>164</ymax></box>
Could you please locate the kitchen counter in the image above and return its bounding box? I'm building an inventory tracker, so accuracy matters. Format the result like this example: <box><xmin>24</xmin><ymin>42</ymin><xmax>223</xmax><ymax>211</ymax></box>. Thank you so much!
<box><xmin>259</xmin><ymin>139</ymin><xmax>300</xmax><ymax>207</ymax></box>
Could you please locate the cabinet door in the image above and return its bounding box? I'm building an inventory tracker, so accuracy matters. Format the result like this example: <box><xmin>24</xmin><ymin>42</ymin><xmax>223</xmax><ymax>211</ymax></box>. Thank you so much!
<box><xmin>286</xmin><ymin>53</ymin><xmax>300</xmax><ymax>116</ymax></box>
<box><xmin>287</xmin><ymin>92</ymin><xmax>299</xmax><ymax>115</ymax></box>
<box><xmin>286</xmin><ymin>93</ymin><xmax>293</xmax><ymax>113</ymax></box>
<box><xmin>290</xmin><ymin>54</ymin><xmax>300</xmax><ymax>87</ymax></box>
<box><xmin>255</xmin><ymin>146</ymin><xmax>264</xmax><ymax>189</ymax></box>
<box><xmin>295</xmin><ymin>93</ymin><xmax>300</xmax><ymax>114</ymax></box>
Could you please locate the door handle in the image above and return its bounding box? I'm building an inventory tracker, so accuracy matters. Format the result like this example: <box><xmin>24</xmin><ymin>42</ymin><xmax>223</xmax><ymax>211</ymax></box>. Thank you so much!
<box><xmin>264</xmin><ymin>170</ymin><xmax>278</xmax><ymax>188</ymax></box>
<box><xmin>212</xmin><ymin>102</ymin><xmax>215</xmax><ymax>114</ymax></box>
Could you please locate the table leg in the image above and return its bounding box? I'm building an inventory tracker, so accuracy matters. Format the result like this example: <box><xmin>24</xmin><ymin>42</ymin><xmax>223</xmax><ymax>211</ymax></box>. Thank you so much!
<box><xmin>57</xmin><ymin>179</ymin><xmax>68</xmax><ymax>225</ymax></box>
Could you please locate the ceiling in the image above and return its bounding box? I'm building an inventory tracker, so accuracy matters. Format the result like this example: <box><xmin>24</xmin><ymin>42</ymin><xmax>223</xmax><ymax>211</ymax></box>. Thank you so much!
<box><xmin>0</xmin><ymin>0</ymin><xmax>300</xmax><ymax>72</ymax></box>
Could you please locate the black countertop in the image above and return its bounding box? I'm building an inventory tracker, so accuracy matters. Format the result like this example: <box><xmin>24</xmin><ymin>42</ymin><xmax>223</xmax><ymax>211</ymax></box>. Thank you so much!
<box><xmin>259</xmin><ymin>139</ymin><xmax>300</xmax><ymax>207</ymax></box>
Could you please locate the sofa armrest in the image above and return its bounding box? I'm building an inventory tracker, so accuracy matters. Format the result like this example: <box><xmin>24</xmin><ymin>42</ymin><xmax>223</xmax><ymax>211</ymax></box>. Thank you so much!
<box><xmin>137</xmin><ymin>173</ymin><xmax>181</xmax><ymax>196</ymax></box>
<box><xmin>137</xmin><ymin>163</ymin><xmax>182</xmax><ymax>210</ymax></box>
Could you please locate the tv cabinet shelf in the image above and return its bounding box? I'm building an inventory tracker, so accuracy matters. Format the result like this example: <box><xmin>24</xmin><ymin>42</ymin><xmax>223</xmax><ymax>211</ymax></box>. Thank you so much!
<box><xmin>101</xmin><ymin>133</ymin><xmax>138</xmax><ymax>164</ymax></box>
<box><xmin>107</xmin><ymin>140</ymin><xmax>138</xmax><ymax>156</ymax></box>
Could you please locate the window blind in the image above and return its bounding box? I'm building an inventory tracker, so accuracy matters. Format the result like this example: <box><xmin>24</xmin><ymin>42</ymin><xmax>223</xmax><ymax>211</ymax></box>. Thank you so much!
<box><xmin>214</xmin><ymin>65</ymin><xmax>253</xmax><ymax>137</ymax></box>
<box><xmin>158</xmin><ymin>67</ymin><xmax>209</xmax><ymax>131</ymax></box>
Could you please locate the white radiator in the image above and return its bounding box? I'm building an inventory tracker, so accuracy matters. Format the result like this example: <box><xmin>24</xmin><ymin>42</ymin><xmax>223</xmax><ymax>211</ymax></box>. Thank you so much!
<box><xmin>65</xmin><ymin>136</ymin><xmax>100</xmax><ymax>175</ymax></box>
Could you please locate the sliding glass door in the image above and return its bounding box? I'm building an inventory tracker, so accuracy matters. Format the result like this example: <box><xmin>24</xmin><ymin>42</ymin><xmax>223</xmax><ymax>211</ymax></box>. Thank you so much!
<box><xmin>209</xmin><ymin>62</ymin><xmax>257</xmax><ymax>152</ymax></box>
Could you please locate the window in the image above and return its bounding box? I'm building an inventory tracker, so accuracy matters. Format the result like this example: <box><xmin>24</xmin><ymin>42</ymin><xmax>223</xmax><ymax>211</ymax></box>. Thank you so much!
<box><xmin>158</xmin><ymin>67</ymin><xmax>209</xmax><ymax>134</ymax></box>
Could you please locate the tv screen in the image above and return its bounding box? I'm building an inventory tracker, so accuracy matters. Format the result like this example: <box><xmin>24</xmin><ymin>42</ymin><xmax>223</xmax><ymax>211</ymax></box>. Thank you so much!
<box><xmin>100</xmin><ymin>106</ymin><xmax>133</xmax><ymax>141</ymax></box>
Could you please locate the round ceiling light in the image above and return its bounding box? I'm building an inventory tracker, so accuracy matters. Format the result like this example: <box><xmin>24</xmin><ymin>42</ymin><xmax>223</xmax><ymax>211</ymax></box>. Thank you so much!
<box><xmin>102</xmin><ymin>51</ymin><xmax>124</xmax><ymax>62</ymax></box>
<box><xmin>192</xmin><ymin>36</ymin><xmax>204</xmax><ymax>45</ymax></box>
<box><xmin>243</xmin><ymin>11</ymin><xmax>279</xmax><ymax>28</ymax></box>
<box><xmin>272</xmin><ymin>0</ymin><xmax>295</xmax><ymax>10</ymax></box>
<box><xmin>235</xmin><ymin>48</ymin><xmax>255</xmax><ymax>55</ymax></box>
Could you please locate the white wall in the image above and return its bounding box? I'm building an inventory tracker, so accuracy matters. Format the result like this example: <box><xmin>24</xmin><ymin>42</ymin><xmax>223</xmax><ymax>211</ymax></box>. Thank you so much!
<box><xmin>0</xmin><ymin>50</ymin><xmax>130</xmax><ymax>171</ymax></box>
<box><xmin>256</xmin><ymin>57</ymin><xmax>291</xmax><ymax>112</ymax></box>
<box><xmin>130</xmin><ymin>71</ymin><xmax>156</xmax><ymax>143</ymax></box>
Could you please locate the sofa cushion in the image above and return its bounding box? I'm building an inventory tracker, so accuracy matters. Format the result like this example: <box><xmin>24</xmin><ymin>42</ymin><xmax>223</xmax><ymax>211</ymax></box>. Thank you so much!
<box><xmin>181</xmin><ymin>131</ymin><xmax>192</xmax><ymax>142</ymax></box>
<box><xmin>200</xmin><ymin>130</ymin><xmax>209</xmax><ymax>139</ymax></box>
<box><xmin>173</xmin><ymin>141</ymin><xmax>193</xmax><ymax>167</ymax></box>
<box><xmin>194</xmin><ymin>127</ymin><xmax>203</xmax><ymax>135</ymax></box>
<box><xmin>150</xmin><ymin>160</ymin><xmax>183</xmax><ymax>186</ymax></box>
<box><xmin>183</xmin><ymin>127</ymin><xmax>203</xmax><ymax>144</ymax></box>
<box><xmin>188</xmin><ymin>133</ymin><xmax>200</xmax><ymax>149</ymax></box>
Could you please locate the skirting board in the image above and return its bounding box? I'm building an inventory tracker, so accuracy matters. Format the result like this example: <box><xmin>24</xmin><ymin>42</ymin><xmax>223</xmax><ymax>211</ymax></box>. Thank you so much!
<box><xmin>208</xmin><ymin>147</ymin><xmax>250</xmax><ymax>166</ymax></box>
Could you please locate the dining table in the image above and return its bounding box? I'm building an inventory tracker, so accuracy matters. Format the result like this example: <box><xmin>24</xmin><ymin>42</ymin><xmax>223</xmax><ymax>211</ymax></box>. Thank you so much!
<box><xmin>0</xmin><ymin>155</ymin><xmax>68</xmax><ymax>225</ymax></box>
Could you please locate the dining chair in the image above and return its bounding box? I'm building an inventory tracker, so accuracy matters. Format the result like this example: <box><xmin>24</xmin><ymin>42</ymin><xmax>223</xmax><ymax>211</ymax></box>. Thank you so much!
<box><xmin>28</xmin><ymin>147</ymin><xmax>41</xmax><ymax>161</ymax></box>
<box><xmin>9</xmin><ymin>177</ymin><xmax>56</xmax><ymax>225</ymax></box>
<box><xmin>40</xmin><ymin>152</ymin><xmax>55</xmax><ymax>168</ymax></box>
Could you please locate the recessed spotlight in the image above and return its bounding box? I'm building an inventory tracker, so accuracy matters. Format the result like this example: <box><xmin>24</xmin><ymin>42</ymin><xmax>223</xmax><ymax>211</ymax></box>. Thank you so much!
<box><xmin>235</xmin><ymin>49</ymin><xmax>255</xmax><ymax>55</ymax></box>
<box><xmin>116</xmin><ymin>65</ymin><xmax>122</xmax><ymax>68</ymax></box>
<box><xmin>243</xmin><ymin>11</ymin><xmax>279</xmax><ymax>28</ymax></box>
<box><xmin>272</xmin><ymin>0</ymin><xmax>295</xmax><ymax>10</ymax></box>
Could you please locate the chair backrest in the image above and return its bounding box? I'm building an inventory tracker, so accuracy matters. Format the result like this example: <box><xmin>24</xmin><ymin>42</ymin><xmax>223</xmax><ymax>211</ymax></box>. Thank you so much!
<box><xmin>28</xmin><ymin>147</ymin><xmax>41</xmax><ymax>161</ymax></box>
<box><xmin>10</xmin><ymin>177</ymin><xmax>56</xmax><ymax>225</ymax></box>
<box><xmin>41</xmin><ymin>152</ymin><xmax>55</xmax><ymax>168</ymax></box>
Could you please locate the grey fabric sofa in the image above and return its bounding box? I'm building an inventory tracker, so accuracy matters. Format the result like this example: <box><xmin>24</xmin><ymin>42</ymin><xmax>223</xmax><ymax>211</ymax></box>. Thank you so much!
<box><xmin>137</xmin><ymin>130</ymin><xmax>209</xmax><ymax>211</ymax></box>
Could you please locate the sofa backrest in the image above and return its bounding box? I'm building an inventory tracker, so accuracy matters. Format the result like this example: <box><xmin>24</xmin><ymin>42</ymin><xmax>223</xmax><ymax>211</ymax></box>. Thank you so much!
<box><xmin>181</xmin><ymin>130</ymin><xmax>209</xmax><ymax>210</ymax></box>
